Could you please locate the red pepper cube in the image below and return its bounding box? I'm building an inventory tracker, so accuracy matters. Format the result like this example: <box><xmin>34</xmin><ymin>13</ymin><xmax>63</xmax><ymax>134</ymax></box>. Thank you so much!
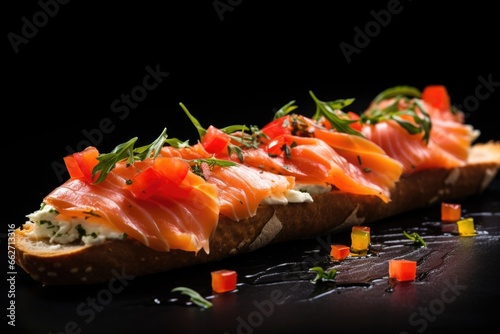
<box><xmin>351</xmin><ymin>226</ymin><xmax>370</xmax><ymax>253</ymax></box>
<box><xmin>330</xmin><ymin>244</ymin><xmax>350</xmax><ymax>260</ymax></box>
<box><xmin>389</xmin><ymin>259</ymin><xmax>417</xmax><ymax>282</ymax></box>
<box><xmin>441</xmin><ymin>202</ymin><xmax>461</xmax><ymax>222</ymax></box>
<box><xmin>211</xmin><ymin>269</ymin><xmax>237</xmax><ymax>293</ymax></box>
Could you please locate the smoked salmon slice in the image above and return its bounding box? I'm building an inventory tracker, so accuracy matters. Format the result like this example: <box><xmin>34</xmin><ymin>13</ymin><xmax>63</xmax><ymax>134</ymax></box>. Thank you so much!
<box><xmin>202</xmin><ymin>163</ymin><xmax>295</xmax><ymax>221</ymax></box>
<box><xmin>44</xmin><ymin>148</ymin><xmax>221</xmax><ymax>253</ymax></box>
<box><xmin>360</xmin><ymin>86</ymin><xmax>479</xmax><ymax>175</ymax></box>
<box><xmin>234</xmin><ymin>133</ymin><xmax>400</xmax><ymax>203</ymax></box>
<box><xmin>162</xmin><ymin>142</ymin><xmax>296</xmax><ymax>221</ymax></box>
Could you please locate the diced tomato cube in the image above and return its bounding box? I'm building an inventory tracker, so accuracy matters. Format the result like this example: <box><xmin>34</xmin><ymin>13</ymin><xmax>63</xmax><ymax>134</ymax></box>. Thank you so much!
<box><xmin>211</xmin><ymin>269</ymin><xmax>237</xmax><ymax>293</ymax></box>
<box><xmin>422</xmin><ymin>85</ymin><xmax>451</xmax><ymax>112</ymax></box>
<box><xmin>389</xmin><ymin>259</ymin><xmax>417</xmax><ymax>282</ymax></box>
<box><xmin>441</xmin><ymin>202</ymin><xmax>461</xmax><ymax>222</ymax></box>
<box><xmin>330</xmin><ymin>244</ymin><xmax>350</xmax><ymax>260</ymax></box>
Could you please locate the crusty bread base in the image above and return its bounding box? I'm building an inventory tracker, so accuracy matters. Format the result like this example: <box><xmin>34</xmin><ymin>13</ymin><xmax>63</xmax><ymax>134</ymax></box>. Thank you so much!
<box><xmin>15</xmin><ymin>142</ymin><xmax>500</xmax><ymax>285</ymax></box>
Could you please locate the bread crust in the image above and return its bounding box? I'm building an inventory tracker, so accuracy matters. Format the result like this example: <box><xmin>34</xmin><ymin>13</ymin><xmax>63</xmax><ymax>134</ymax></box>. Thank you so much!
<box><xmin>14</xmin><ymin>142</ymin><xmax>500</xmax><ymax>285</ymax></box>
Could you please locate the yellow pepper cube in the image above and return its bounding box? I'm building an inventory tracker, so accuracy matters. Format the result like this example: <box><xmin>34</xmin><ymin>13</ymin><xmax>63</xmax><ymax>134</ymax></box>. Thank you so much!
<box><xmin>456</xmin><ymin>217</ymin><xmax>476</xmax><ymax>236</ymax></box>
<box><xmin>351</xmin><ymin>226</ymin><xmax>370</xmax><ymax>254</ymax></box>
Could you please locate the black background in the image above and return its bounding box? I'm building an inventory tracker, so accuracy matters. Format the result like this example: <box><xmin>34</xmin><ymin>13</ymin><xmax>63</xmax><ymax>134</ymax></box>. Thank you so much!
<box><xmin>5</xmin><ymin>1</ymin><xmax>499</xmax><ymax>243</ymax></box>
<box><xmin>4</xmin><ymin>2</ymin><xmax>500</xmax><ymax>334</ymax></box>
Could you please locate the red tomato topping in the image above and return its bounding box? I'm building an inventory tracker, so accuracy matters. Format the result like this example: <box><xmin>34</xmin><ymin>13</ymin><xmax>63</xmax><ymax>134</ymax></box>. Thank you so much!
<box><xmin>441</xmin><ymin>202</ymin><xmax>462</xmax><ymax>222</ymax></box>
<box><xmin>422</xmin><ymin>85</ymin><xmax>451</xmax><ymax>111</ymax></box>
<box><xmin>346</xmin><ymin>111</ymin><xmax>362</xmax><ymax>131</ymax></box>
<box><xmin>330</xmin><ymin>244</ymin><xmax>350</xmax><ymax>260</ymax></box>
<box><xmin>127</xmin><ymin>157</ymin><xmax>191</xmax><ymax>200</ymax></box>
<box><xmin>261</xmin><ymin>117</ymin><xmax>291</xmax><ymax>142</ymax></box>
<box><xmin>389</xmin><ymin>259</ymin><xmax>417</xmax><ymax>282</ymax></box>
<box><xmin>202</xmin><ymin>125</ymin><xmax>231</xmax><ymax>155</ymax></box>
<box><xmin>266</xmin><ymin>135</ymin><xmax>288</xmax><ymax>157</ymax></box>
<box><xmin>64</xmin><ymin>146</ymin><xmax>100</xmax><ymax>183</ymax></box>
<box><xmin>211</xmin><ymin>269</ymin><xmax>237</xmax><ymax>293</ymax></box>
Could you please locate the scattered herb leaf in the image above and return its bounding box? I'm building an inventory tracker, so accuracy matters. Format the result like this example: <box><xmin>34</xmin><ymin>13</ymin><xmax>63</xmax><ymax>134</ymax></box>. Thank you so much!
<box><xmin>403</xmin><ymin>230</ymin><xmax>427</xmax><ymax>247</ymax></box>
<box><xmin>171</xmin><ymin>287</ymin><xmax>213</xmax><ymax>309</ymax></box>
<box><xmin>309</xmin><ymin>266</ymin><xmax>337</xmax><ymax>283</ymax></box>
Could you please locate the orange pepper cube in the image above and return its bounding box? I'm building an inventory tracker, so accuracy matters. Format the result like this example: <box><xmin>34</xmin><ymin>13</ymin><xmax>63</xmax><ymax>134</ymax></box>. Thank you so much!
<box><xmin>389</xmin><ymin>259</ymin><xmax>417</xmax><ymax>282</ymax></box>
<box><xmin>351</xmin><ymin>226</ymin><xmax>370</xmax><ymax>253</ymax></box>
<box><xmin>456</xmin><ymin>217</ymin><xmax>476</xmax><ymax>236</ymax></box>
<box><xmin>211</xmin><ymin>269</ymin><xmax>237</xmax><ymax>293</ymax></box>
<box><xmin>330</xmin><ymin>244</ymin><xmax>350</xmax><ymax>260</ymax></box>
<box><xmin>441</xmin><ymin>202</ymin><xmax>461</xmax><ymax>222</ymax></box>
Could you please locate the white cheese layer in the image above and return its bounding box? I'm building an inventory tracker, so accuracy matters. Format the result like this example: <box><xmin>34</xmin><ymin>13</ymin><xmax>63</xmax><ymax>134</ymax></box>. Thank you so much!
<box><xmin>25</xmin><ymin>204</ymin><xmax>126</xmax><ymax>246</ymax></box>
<box><xmin>26</xmin><ymin>184</ymin><xmax>328</xmax><ymax>245</ymax></box>
<box><xmin>261</xmin><ymin>189</ymin><xmax>315</xmax><ymax>205</ymax></box>
<box><xmin>294</xmin><ymin>183</ymin><xmax>332</xmax><ymax>196</ymax></box>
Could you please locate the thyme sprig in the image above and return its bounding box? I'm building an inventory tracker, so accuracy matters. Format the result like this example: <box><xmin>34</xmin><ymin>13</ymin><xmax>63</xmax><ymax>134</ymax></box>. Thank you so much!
<box><xmin>189</xmin><ymin>157</ymin><xmax>237</xmax><ymax>179</ymax></box>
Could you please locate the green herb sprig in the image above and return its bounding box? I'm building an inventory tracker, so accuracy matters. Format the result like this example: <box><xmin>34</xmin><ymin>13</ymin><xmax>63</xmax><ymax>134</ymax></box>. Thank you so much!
<box><xmin>180</xmin><ymin>102</ymin><xmax>261</xmax><ymax>163</ymax></box>
<box><xmin>371</xmin><ymin>85</ymin><xmax>422</xmax><ymax>104</ymax></box>
<box><xmin>309</xmin><ymin>266</ymin><xmax>337</xmax><ymax>283</ymax></box>
<box><xmin>309</xmin><ymin>91</ymin><xmax>363</xmax><ymax>137</ymax></box>
<box><xmin>171</xmin><ymin>287</ymin><xmax>213</xmax><ymax>309</ymax></box>
<box><xmin>403</xmin><ymin>230</ymin><xmax>427</xmax><ymax>248</ymax></box>
<box><xmin>362</xmin><ymin>86</ymin><xmax>432</xmax><ymax>144</ymax></box>
<box><xmin>92</xmin><ymin>128</ymin><xmax>169</xmax><ymax>183</ymax></box>
<box><xmin>273</xmin><ymin>100</ymin><xmax>298</xmax><ymax>119</ymax></box>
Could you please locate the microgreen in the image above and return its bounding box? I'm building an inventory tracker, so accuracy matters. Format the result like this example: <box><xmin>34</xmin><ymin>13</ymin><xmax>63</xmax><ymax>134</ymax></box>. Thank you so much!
<box><xmin>171</xmin><ymin>287</ymin><xmax>213</xmax><ymax>309</ymax></box>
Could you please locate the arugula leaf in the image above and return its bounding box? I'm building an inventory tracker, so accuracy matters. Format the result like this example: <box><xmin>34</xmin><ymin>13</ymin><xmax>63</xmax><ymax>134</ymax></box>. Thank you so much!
<box><xmin>180</xmin><ymin>102</ymin><xmax>263</xmax><ymax>162</ymax></box>
<box><xmin>134</xmin><ymin>128</ymin><xmax>170</xmax><ymax>161</ymax></box>
<box><xmin>371</xmin><ymin>85</ymin><xmax>422</xmax><ymax>104</ymax></box>
<box><xmin>92</xmin><ymin>128</ymin><xmax>168</xmax><ymax>184</ymax></box>
<box><xmin>362</xmin><ymin>87</ymin><xmax>432</xmax><ymax>144</ymax></box>
<box><xmin>92</xmin><ymin>137</ymin><xmax>138</xmax><ymax>183</ymax></box>
<box><xmin>179</xmin><ymin>102</ymin><xmax>207</xmax><ymax>139</ymax></box>
<box><xmin>309</xmin><ymin>91</ymin><xmax>363</xmax><ymax>137</ymax></box>
<box><xmin>273</xmin><ymin>100</ymin><xmax>298</xmax><ymax>119</ymax></box>
<box><xmin>171</xmin><ymin>287</ymin><xmax>213</xmax><ymax>309</ymax></box>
